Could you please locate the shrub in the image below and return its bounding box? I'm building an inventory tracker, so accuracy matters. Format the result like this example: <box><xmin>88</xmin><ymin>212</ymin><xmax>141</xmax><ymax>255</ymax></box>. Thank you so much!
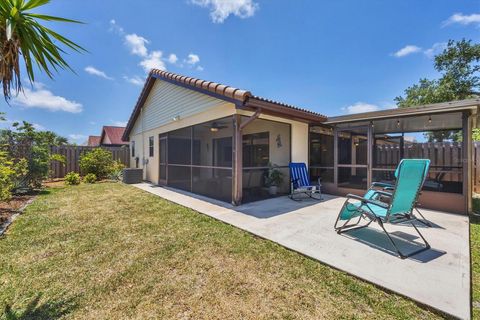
<box><xmin>0</xmin><ymin>152</ymin><xmax>28</xmax><ymax>201</ymax></box>
<box><xmin>0</xmin><ymin>120</ymin><xmax>68</xmax><ymax>189</ymax></box>
<box><xmin>108</xmin><ymin>160</ymin><xmax>125</xmax><ymax>181</ymax></box>
<box><xmin>84</xmin><ymin>173</ymin><xmax>97</xmax><ymax>184</ymax></box>
<box><xmin>79</xmin><ymin>148</ymin><xmax>115</xmax><ymax>179</ymax></box>
<box><xmin>64</xmin><ymin>172</ymin><xmax>81</xmax><ymax>185</ymax></box>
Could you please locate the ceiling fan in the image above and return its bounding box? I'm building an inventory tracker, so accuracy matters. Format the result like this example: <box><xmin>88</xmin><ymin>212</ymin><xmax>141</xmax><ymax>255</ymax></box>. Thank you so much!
<box><xmin>204</xmin><ymin>121</ymin><xmax>228</xmax><ymax>132</ymax></box>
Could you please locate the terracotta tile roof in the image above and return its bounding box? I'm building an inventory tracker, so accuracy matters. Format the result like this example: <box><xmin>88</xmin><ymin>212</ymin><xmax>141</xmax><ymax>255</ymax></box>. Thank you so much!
<box><xmin>123</xmin><ymin>69</ymin><xmax>327</xmax><ymax>140</ymax></box>
<box><xmin>87</xmin><ymin>135</ymin><xmax>101</xmax><ymax>147</ymax></box>
<box><xmin>249</xmin><ymin>95</ymin><xmax>327</xmax><ymax>118</ymax></box>
<box><xmin>150</xmin><ymin>69</ymin><xmax>251</xmax><ymax>102</ymax></box>
<box><xmin>101</xmin><ymin>126</ymin><xmax>128</xmax><ymax>145</ymax></box>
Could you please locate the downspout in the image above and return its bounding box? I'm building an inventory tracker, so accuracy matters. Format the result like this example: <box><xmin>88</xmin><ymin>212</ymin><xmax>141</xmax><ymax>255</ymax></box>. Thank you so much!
<box><xmin>233</xmin><ymin>108</ymin><xmax>262</xmax><ymax>205</ymax></box>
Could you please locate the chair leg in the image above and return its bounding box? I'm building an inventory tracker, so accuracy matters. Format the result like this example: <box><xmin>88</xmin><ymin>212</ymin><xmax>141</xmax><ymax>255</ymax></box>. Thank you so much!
<box><xmin>334</xmin><ymin>201</ymin><xmax>371</xmax><ymax>233</ymax></box>
<box><xmin>336</xmin><ymin>215</ymin><xmax>372</xmax><ymax>234</ymax></box>
<box><xmin>377</xmin><ymin>219</ymin><xmax>430</xmax><ymax>259</ymax></box>
<box><xmin>414</xmin><ymin>207</ymin><xmax>432</xmax><ymax>227</ymax></box>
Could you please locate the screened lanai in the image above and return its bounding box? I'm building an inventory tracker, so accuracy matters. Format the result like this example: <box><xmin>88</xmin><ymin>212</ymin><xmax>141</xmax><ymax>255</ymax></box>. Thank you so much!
<box><xmin>157</xmin><ymin>115</ymin><xmax>292</xmax><ymax>204</ymax></box>
<box><xmin>314</xmin><ymin>100</ymin><xmax>479</xmax><ymax>214</ymax></box>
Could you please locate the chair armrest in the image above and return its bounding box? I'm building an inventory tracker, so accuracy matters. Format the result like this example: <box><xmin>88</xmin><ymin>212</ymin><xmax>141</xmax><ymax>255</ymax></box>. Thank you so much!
<box><xmin>346</xmin><ymin>194</ymin><xmax>389</xmax><ymax>208</ymax></box>
<box><xmin>373</xmin><ymin>190</ymin><xmax>393</xmax><ymax>197</ymax></box>
<box><xmin>371</xmin><ymin>182</ymin><xmax>394</xmax><ymax>189</ymax></box>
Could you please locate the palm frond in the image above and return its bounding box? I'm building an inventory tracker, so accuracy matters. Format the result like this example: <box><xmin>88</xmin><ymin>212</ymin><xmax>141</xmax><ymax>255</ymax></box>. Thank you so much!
<box><xmin>0</xmin><ymin>0</ymin><xmax>85</xmax><ymax>100</ymax></box>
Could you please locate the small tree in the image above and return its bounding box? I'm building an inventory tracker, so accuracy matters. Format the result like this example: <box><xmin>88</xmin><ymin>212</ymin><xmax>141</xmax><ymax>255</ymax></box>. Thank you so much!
<box><xmin>0</xmin><ymin>121</ymin><xmax>67</xmax><ymax>189</ymax></box>
<box><xmin>395</xmin><ymin>39</ymin><xmax>480</xmax><ymax>141</ymax></box>
<box><xmin>79</xmin><ymin>148</ymin><xmax>116</xmax><ymax>180</ymax></box>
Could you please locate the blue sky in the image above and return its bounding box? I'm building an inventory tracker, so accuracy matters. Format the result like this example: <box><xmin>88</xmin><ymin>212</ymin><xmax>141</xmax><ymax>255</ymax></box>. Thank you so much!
<box><xmin>1</xmin><ymin>0</ymin><xmax>479</xmax><ymax>144</ymax></box>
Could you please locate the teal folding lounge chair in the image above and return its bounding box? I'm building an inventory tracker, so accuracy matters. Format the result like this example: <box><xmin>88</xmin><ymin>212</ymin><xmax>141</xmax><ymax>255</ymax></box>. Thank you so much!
<box><xmin>365</xmin><ymin>159</ymin><xmax>431</xmax><ymax>227</ymax></box>
<box><xmin>289</xmin><ymin>163</ymin><xmax>322</xmax><ymax>200</ymax></box>
<box><xmin>334</xmin><ymin>159</ymin><xmax>431</xmax><ymax>259</ymax></box>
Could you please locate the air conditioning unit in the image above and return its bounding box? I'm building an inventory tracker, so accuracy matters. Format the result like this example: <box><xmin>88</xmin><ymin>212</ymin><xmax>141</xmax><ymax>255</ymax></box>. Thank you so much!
<box><xmin>122</xmin><ymin>168</ymin><xmax>143</xmax><ymax>184</ymax></box>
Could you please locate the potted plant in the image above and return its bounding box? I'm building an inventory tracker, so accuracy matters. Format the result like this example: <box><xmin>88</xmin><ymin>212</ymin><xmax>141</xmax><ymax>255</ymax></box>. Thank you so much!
<box><xmin>264</xmin><ymin>163</ymin><xmax>284</xmax><ymax>195</ymax></box>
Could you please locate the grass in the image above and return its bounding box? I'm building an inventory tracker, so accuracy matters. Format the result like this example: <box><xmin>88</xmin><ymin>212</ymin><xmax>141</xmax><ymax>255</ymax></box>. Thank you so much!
<box><xmin>0</xmin><ymin>182</ymin><xmax>443</xmax><ymax>319</ymax></box>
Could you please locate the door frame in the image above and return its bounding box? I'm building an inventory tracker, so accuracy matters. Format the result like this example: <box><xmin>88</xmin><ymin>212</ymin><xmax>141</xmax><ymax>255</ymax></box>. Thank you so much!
<box><xmin>158</xmin><ymin>133</ymin><xmax>168</xmax><ymax>185</ymax></box>
<box><xmin>334</xmin><ymin>125</ymin><xmax>372</xmax><ymax>190</ymax></box>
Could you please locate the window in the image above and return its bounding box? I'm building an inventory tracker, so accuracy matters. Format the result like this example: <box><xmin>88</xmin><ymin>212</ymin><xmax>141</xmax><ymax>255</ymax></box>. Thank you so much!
<box><xmin>149</xmin><ymin>136</ymin><xmax>154</xmax><ymax>157</ymax></box>
<box><xmin>243</xmin><ymin>132</ymin><xmax>269</xmax><ymax>167</ymax></box>
<box><xmin>131</xmin><ymin>141</ymin><xmax>135</xmax><ymax>157</ymax></box>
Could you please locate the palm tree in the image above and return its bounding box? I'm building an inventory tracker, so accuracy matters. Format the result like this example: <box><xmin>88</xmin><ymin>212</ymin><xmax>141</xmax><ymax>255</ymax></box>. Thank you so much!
<box><xmin>0</xmin><ymin>0</ymin><xmax>85</xmax><ymax>100</ymax></box>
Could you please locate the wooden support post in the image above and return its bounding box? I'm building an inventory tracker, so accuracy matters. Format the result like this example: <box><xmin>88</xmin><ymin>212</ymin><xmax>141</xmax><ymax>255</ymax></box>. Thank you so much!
<box><xmin>463</xmin><ymin>112</ymin><xmax>473</xmax><ymax>214</ymax></box>
<box><xmin>232</xmin><ymin>109</ymin><xmax>261</xmax><ymax>205</ymax></box>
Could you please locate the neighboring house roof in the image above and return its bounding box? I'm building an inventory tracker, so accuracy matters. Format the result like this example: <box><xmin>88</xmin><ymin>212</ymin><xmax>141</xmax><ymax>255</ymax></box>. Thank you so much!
<box><xmin>123</xmin><ymin>69</ymin><xmax>328</xmax><ymax>141</ymax></box>
<box><xmin>87</xmin><ymin>135</ymin><xmax>101</xmax><ymax>147</ymax></box>
<box><xmin>100</xmin><ymin>126</ymin><xmax>128</xmax><ymax>145</ymax></box>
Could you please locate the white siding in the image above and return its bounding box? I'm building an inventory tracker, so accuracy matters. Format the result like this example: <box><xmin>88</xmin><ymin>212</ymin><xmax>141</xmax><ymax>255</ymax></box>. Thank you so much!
<box><xmin>131</xmin><ymin>79</ymin><xmax>228</xmax><ymax>135</ymax></box>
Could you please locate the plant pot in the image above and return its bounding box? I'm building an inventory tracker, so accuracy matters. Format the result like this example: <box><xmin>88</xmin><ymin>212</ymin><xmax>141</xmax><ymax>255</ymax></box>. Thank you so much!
<box><xmin>268</xmin><ymin>185</ymin><xmax>278</xmax><ymax>195</ymax></box>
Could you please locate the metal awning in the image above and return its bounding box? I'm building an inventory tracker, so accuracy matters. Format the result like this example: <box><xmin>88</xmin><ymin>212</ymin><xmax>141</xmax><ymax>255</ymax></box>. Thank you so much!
<box><xmin>325</xmin><ymin>99</ymin><xmax>480</xmax><ymax>125</ymax></box>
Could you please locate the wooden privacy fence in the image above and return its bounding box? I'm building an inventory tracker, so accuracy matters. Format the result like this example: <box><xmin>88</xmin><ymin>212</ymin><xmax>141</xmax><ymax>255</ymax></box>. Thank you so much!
<box><xmin>375</xmin><ymin>142</ymin><xmax>463</xmax><ymax>185</ymax></box>
<box><xmin>49</xmin><ymin>145</ymin><xmax>130</xmax><ymax>178</ymax></box>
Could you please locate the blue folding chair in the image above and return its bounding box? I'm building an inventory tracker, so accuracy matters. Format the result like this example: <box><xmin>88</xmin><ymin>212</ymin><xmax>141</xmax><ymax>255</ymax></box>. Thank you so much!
<box><xmin>334</xmin><ymin>159</ymin><xmax>431</xmax><ymax>259</ymax></box>
<box><xmin>289</xmin><ymin>163</ymin><xmax>322</xmax><ymax>200</ymax></box>
<box><xmin>365</xmin><ymin>159</ymin><xmax>431</xmax><ymax>226</ymax></box>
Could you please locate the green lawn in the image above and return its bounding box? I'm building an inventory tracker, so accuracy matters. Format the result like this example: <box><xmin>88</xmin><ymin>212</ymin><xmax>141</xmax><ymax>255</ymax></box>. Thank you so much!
<box><xmin>0</xmin><ymin>182</ymin><xmax>443</xmax><ymax>319</ymax></box>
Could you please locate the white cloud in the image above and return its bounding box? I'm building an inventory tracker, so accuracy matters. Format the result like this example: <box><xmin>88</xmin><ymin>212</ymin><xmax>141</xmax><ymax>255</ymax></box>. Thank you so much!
<box><xmin>186</xmin><ymin>53</ymin><xmax>200</xmax><ymax>65</ymax></box>
<box><xmin>111</xmin><ymin>120</ymin><xmax>127</xmax><ymax>127</ymax></box>
<box><xmin>167</xmin><ymin>54</ymin><xmax>178</xmax><ymax>64</ymax></box>
<box><xmin>68</xmin><ymin>134</ymin><xmax>87</xmax><ymax>144</ymax></box>
<box><xmin>343</xmin><ymin>102</ymin><xmax>381</xmax><ymax>114</ymax></box>
<box><xmin>125</xmin><ymin>33</ymin><xmax>149</xmax><ymax>57</ymax></box>
<box><xmin>123</xmin><ymin>75</ymin><xmax>144</xmax><ymax>86</ymax></box>
<box><xmin>191</xmin><ymin>0</ymin><xmax>258</xmax><ymax>23</ymax></box>
<box><xmin>424</xmin><ymin>42</ymin><xmax>447</xmax><ymax>59</ymax></box>
<box><xmin>139</xmin><ymin>51</ymin><xmax>166</xmax><ymax>72</ymax></box>
<box><xmin>84</xmin><ymin>66</ymin><xmax>114</xmax><ymax>80</ymax></box>
<box><xmin>109</xmin><ymin>19</ymin><xmax>125</xmax><ymax>35</ymax></box>
<box><xmin>12</xmin><ymin>83</ymin><xmax>83</xmax><ymax>113</ymax></box>
<box><xmin>112</xmin><ymin>20</ymin><xmax>203</xmax><ymax>73</ymax></box>
<box><xmin>443</xmin><ymin>13</ymin><xmax>480</xmax><ymax>27</ymax></box>
<box><xmin>393</xmin><ymin>45</ymin><xmax>422</xmax><ymax>58</ymax></box>
<box><xmin>89</xmin><ymin>121</ymin><xmax>96</xmax><ymax>125</ymax></box>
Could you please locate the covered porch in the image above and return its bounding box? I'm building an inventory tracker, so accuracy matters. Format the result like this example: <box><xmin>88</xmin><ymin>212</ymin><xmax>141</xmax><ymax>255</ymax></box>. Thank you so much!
<box><xmin>316</xmin><ymin>99</ymin><xmax>480</xmax><ymax>214</ymax></box>
<box><xmin>133</xmin><ymin>182</ymin><xmax>470</xmax><ymax>319</ymax></box>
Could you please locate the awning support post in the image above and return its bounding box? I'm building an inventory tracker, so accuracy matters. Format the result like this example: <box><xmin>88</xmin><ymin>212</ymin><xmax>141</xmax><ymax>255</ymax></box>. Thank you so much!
<box><xmin>233</xmin><ymin>109</ymin><xmax>261</xmax><ymax>205</ymax></box>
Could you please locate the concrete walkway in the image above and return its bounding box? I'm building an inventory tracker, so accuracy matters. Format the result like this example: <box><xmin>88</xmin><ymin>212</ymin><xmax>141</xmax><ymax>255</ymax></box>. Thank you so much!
<box><xmin>132</xmin><ymin>183</ymin><xmax>470</xmax><ymax>319</ymax></box>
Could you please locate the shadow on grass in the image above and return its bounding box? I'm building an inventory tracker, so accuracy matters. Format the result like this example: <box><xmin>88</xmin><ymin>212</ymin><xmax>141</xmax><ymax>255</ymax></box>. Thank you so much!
<box><xmin>3</xmin><ymin>294</ymin><xmax>77</xmax><ymax>320</ymax></box>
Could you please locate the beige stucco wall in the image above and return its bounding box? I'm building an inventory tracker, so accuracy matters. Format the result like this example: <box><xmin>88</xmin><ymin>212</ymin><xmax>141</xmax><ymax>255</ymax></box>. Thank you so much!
<box><xmin>237</xmin><ymin>110</ymin><xmax>309</xmax><ymax>165</ymax></box>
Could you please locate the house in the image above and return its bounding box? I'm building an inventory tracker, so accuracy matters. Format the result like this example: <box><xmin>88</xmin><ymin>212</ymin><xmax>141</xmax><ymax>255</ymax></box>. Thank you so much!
<box><xmin>123</xmin><ymin>69</ymin><xmax>479</xmax><ymax>214</ymax></box>
<box><xmin>99</xmin><ymin>126</ymin><xmax>128</xmax><ymax>147</ymax></box>
<box><xmin>87</xmin><ymin>135</ymin><xmax>101</xmax><ymax>147</ymax></box>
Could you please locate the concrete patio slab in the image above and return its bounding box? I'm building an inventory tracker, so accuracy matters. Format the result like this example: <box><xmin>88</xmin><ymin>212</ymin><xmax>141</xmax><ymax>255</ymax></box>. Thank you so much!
<box><xmin>132</xmin><ymin>183</ymin><xmax>470</xmax><ymax>319</ymax></box>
